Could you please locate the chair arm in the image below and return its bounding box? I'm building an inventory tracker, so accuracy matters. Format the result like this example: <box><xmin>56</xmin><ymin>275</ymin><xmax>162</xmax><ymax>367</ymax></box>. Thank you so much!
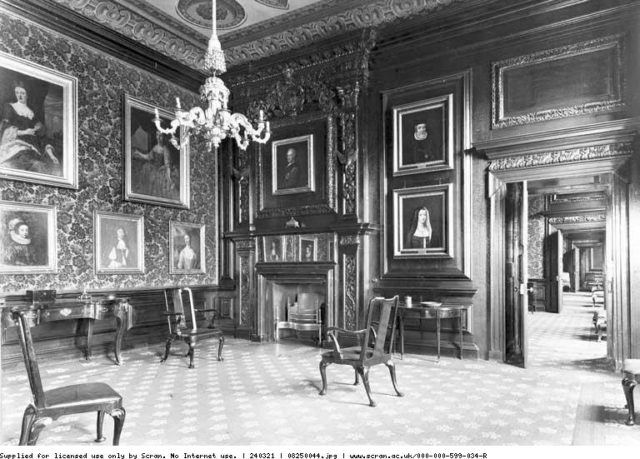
<box><xmin>326</xmin><ymin>327</ymin><xmax>367</xmax><ymax>356</ymax></box>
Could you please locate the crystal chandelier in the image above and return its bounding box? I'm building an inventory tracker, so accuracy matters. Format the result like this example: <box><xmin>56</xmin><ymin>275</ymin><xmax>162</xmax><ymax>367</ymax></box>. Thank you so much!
<box><xmin>154</xmin><ymin>0</ymin><xmax>270</xmax><ymax>151</ymax></box>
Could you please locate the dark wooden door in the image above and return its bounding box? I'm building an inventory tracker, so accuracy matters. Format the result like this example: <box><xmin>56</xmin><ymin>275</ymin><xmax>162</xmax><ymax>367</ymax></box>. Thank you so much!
<box><xmin>547</xmin><ymin>230</ymin><xmax>563</xmax><ymax>313</ymax></box>
<box><xmin>505</xmin><ymin>182</ymin><xmax>528</xmax><ymax>367</ymax></box>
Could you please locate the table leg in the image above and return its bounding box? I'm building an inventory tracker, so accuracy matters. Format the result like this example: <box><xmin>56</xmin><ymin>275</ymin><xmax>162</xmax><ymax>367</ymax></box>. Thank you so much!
<box><xmin>436</xmin><ymin>310</ymin><xmax>441</xmax><ymax>363</ymax></box>
<box><xmin>113</xmin><ymin>301</ymin><xmax>130</xmax><ymax>365</ymax></box>
<box><xmin>399</xmin><ymin>313</ymin><xmax>405</xmax><ymax>360</ymax></box>
<box><xmin>85</xmin><ymin>319</ymin><xmax>93</xmax><ymax>360</ymax></box>
<box><xmin>459</xmin><ymin>311</ymin><xmax>463</xmax><ymax>360</ymax></box>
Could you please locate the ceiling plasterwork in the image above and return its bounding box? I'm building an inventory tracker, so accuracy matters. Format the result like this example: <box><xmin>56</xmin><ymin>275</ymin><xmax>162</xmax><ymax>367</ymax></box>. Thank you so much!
<box><xmin>255</xmin><ymin>0</ymin><xmax>288</xmax><ymax>9</ymax></box>
<box><xmin>49</xmin><ymin>0</ymin><xmax>464</xmax><ymax>70</ymax></box>
<box><xmin>176</xmin><ymin>0</ymin><xmax>246</xmax><ymax>30</ymax></box>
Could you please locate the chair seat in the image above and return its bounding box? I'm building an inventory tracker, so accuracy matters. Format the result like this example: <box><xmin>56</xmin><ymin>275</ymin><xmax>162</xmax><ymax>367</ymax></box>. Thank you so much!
<box><xmin>44</xmin><ymin>383</ymin><xmax>122</xmax><ymax>410</ymax></box>
<box><xmin>623</xmin><ymin>359</ymin><xmax>640</xmax><ymax>375</ymax></box>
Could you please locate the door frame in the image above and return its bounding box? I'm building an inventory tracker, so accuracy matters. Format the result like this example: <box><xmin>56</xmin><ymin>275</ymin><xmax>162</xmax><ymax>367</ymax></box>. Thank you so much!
<box><xmin>480</xmin><ymin>120</ymin><xmax>634</xmax><ymax>368</ymax></box>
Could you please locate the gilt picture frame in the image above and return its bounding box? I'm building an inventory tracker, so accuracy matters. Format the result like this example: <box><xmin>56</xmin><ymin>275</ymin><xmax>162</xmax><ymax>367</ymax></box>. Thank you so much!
<box><xmin>94</xmin><ymin>211</ymin><xmax>144</xmax><ymax>274</ymax></box>
<box><xmin>393</xmin><ymin>184</ymin><xmax>453</xmax><ymax>258</ymax></box>
<box><xmin>263</xmin><ymin>235</ymin><xmax>285</xmax><ymax>262</ymax></box>
<box><xmin>0</xmin><ymin>201</ymin><xmax>57</xmax><ymax>274</ymax></box>
<box><xmin>299</xmin><ymin>236</ymin><xmax>317</xmax><ymax>262</ymax></box>
<box><xmin>169</xmin><ymin>221</ymin><xmax>205</xmax><ymax>274</ymax></box>
<box><xmin>0</xmin><ymin>51</ymin><xmax>78</xmax><ymax>188</ymax></box>
<box><xmin>123</xmin><ymin>94</ymin><xmax>190</xmax><ymax>208</ymax></box>
<box><xmin>271</xmin><ymin>134</ymin><xmax>315</xmax><ymax>196</ymax></box>
<box><xmin>393</xmin><ymin>93</ymin><xmax>454</xmax><ymax>176</ymax></box>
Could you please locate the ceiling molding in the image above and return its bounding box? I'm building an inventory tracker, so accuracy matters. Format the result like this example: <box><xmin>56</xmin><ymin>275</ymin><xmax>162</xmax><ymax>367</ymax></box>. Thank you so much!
<box><xmin>1</xmin><ymin>0</ymin><xmax>205</xmax><ymax>91</ymax></box>
<box><xmin>50</xmin><ymin>0</ymin><xmax>208</xmax><ymax>69</ymax></box>
<box><xmin>223</xmin><ymin>0</ymin><xmax>464</xmax><ymax>67</ymax></box>
<box><xmin>43</xmin><ymin>0</ymin><xmax>466</xmax><ymax>70</ymax></box>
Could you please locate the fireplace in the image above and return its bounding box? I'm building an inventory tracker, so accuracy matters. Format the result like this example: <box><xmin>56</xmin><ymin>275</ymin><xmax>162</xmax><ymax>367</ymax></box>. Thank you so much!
<box><xmin>255</xmin><ymin>262</ymin><xmax>335</xmax><ymax>342</ymax></box>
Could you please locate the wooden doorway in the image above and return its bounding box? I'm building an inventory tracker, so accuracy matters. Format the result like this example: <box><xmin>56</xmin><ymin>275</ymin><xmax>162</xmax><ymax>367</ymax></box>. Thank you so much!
<box><xmin>485</xmin><ymin>136</ymin><xmax>632</xmax><ymax>369</ymax></box>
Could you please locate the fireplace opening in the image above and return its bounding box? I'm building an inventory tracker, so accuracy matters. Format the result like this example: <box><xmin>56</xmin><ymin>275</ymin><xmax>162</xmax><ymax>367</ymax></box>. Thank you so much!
<box><xmin>271</xmin><ymin>283</ymin><xmax>326</xmax><ymax>345</ymax></box>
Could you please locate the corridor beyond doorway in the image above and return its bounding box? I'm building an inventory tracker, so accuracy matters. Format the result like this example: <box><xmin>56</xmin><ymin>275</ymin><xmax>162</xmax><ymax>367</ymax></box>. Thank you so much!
<box><xmin>529</xmin><ymin>292</ymin><xmax>607</xmax><ymax>372</ymax></box>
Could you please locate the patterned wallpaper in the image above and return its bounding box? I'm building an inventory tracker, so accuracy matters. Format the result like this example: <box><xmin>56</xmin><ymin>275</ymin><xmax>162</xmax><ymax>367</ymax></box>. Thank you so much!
<box><xmin>528</xmin><ymin>195</ymin><xmax>545</xmax><ymax>279</ymax></box>
<box><xmin>0</xmin><ymin>12</ymin><xmax>218</xmax><ymax>294</ymax></box>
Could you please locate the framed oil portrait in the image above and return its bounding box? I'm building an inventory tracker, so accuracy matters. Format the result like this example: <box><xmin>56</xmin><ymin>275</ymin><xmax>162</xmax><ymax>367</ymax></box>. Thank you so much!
<box><xmin>393</xmin><ymin>93</ymin><xmax>453</xmax><ymax>176</ymax></box>
<box><xmin>94</xmin><ymin>211</ymin><xmax>144</xmax><ymax>274</ymax></box>
<box><xmin>299</xmin><ymin>236</ymin><xmax>316</xmax><ymax>262</ymax></box>
<box><xmin>263</xmin><ymin>235</ymin><xmax>284</xmax><ymax>262</ymax></box>
<box><xmin>169</xmin><ymin>221</ymin><xmax>205</xmax><ymax>274</ymax></box>
<box><xmin>0</xmin><ymin>51</ymin><xmax>78</xmax><ymax>188</ymax></box>
<box><xmin>393</xmin><ymin>183</ymin><xmax>453</xmax><ymax>258</ymax></box>
<box><xmin>271</xmin><ymin>134</ymin><xmax>315</xmax><ymax>195</ymax></box>
<box><xmin>123</xmin><ymin>94</ymin><xmax>190</xmax><ymax>208</ymax></box>
<box><xmin>0</xmin><ymin>201</ymin><xmax>57</xmax><ymax>274</ymax></box>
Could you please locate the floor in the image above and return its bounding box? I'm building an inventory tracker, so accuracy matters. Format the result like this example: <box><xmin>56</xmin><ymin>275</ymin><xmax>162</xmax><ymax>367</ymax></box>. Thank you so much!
<box><xmin>0</xmin><ymin>292</ymin><xmax>638</xmax><ymax>447</ymax></box>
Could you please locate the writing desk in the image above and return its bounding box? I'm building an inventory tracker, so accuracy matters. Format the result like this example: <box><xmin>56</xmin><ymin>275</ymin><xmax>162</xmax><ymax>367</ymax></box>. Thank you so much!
<box><xmin>1</xmin><ymin>296</ymin><xmax>132</xmax><ymax>365</ymax></box>
<box><xmin>396</xmin><ymin>302</ymin><xmax>470</xmax><ymax>362</ymax></box>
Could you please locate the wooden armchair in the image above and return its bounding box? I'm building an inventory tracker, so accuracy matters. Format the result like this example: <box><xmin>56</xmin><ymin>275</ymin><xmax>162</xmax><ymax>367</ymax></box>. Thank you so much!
<box><xmin>12</xmin><ymin>309</ymin><xmax>125</xmax><ymax>445</ymax></box>
<box><xmin>319</xmin><ymin>296</ymin><xmax>403</xmax><ymax>407</ymax></box>
<box><xmin>160</xmin><ymin>287</ymin><xmax>224</xmax><ymax>368</ymax></box>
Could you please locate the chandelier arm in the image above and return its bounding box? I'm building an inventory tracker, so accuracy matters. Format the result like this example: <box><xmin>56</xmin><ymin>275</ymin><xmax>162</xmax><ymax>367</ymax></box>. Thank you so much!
<box><xmin>153</xmin><ymin>0</ymin><xmax>270</xmax><ymax>151</ymax></box>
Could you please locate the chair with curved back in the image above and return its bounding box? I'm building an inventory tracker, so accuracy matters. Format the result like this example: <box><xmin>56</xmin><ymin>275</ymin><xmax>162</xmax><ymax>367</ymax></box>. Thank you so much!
<box><xmin>12</xmin><ymin>309</ymin><xmax>125</xmax><ymax>445</ymax></box>
<box><xmin>160</xmin><ymin>287</ymin><xmax>224</xmax><ymax>368</ymax></box>
<box><xmin>319</xmin><ymin>295</ymin><xmax>403</xmax><ymax>407</ymax></box>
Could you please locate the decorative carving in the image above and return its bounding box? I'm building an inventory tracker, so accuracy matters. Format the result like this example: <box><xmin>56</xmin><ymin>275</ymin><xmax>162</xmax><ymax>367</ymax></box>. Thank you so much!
<box><xmin>223</xmin><ymin>0</ymin><xmax>456</xmax><ymax>67</ymax></box>
<box><xmin>235</xmin><ymin>148</ymin><xmax>251</xmax><ymax>224</ymax></box>
<box><xmin>238</xmin><ymin>253</ymin><xmax>252</xmax><ymax>326</ymax></box>
<box><xmin>255</xmin><ymin>0</ymin><xmax>289</xmax><ymax>9</ymax></box>
<box><xmin>336</xmin><ymin>84</ymin><xmax>360</xmax><ymax>166</ymax></box>
<box><xmin>549</xmin><ymin>214</ymin><xmax>606</xmax><ymax>225</ymax></box>
<box><xmin>491</xmin><ymin>35</ymin><xmax>624</xmax><ymax>128</ymax></box>
<box><xmin>487</xmin><ymin>143</ymin><xmax>633</xmax><ymax>172</ymax></box>
<box><xmin>339</xmin><ymin>235</ymin><xmax>360</xmax><ymax>247</ymax></box>
<box><xmin>343</xmin><ymin>253</ymin><xmax>357</xmax><ymax>330</ymax></box>
<box><xmin>342</xmin><ymin>162</ymin><xmax>357</xmax><ymax>215</ymax></box>
<box><xmin>176</xmin><ymin>0</ymin><xmax>246</xmax><ymax>30</ymax></box>
<box><xmin>234</xmin><ymin>238</ymin><xmax>255</xmax><ymax>251</ymax></box>
<box><xmin>551</xmin><ymin>192</ymin><xmax>606</xmax><ymax>204</ymax></box>
<box><xmin>52</xmin><ymin>0</ymin><xmax>206</xmax><ymax>69</ymax></box>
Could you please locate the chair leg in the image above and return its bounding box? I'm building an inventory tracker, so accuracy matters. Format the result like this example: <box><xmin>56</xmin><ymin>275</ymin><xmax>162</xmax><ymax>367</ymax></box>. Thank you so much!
<box><xmin>358</xmin><ymin>367</ymin><xmax>376</xmax><ymax>407</ymax></box>
<box><xmin>622</xmin><ymin>376</ymin><xmax>637</xmax><ymax>426</ymax></box>
<box><xmin>385</xmin><ymin>360</ymin><xmax>404</xmax><ymax>397</ymax></box>
<box><xmin>217</xmin><ymin>335</ymin><xmax>225</xmax><ymax>361</ymax></box>
<box><xmin>187</xmin><ymin>342</ymin><xmax>196</xmax><ymax>368</ymax></box>
<box><xmin>160</xmin><ymin>335</ymin><xmax>174</xmax><ymax>363</ymax></box>
<box><xmin>110</xmin><ymin>407</ymin><xmax>126</xmax><ymax>446</ymax></box>
<box><xmin>353</xmin><ymin>370</ymin><xmax>360</xmax><ymax>385</ymax></box>
<box><xmin>95</xmin><ymin>410</ymin><xmax>106</xmax><ymax>442</ymax></box>
<box><xmin>19</xmin><ymin>405</ymin><xmax>49</xmax><ymax>446</ymax></box>
<box><xmin>319</xmin><ymin>360</ymin><xmax>329</xmax><ymax>395</ymax></box>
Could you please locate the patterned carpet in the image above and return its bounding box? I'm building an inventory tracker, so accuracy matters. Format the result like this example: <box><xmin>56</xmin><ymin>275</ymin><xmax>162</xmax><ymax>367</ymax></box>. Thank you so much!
<box><xmin>1</xmin><ymin>293</ymin><xmax>638</xmax><ymax>446</ymax></box>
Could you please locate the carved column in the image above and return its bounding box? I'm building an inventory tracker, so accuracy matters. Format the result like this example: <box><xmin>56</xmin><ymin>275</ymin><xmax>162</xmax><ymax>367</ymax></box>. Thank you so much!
<box><xmin>234</xmin><ymin>237</ymin><xmax>256</xmax><ymax>339</ymax></box>
<box><xmin>338</xmin><ymin>235</ymin><xmax>360</xmax><ymax>330</ymax></box>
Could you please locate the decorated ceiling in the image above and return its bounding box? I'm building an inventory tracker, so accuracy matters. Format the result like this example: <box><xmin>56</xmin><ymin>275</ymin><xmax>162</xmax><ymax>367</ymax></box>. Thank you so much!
<box><xmin>49</xmin><ymin>0</ymin><xmax>465</xmax><ymax>70</ymax></box>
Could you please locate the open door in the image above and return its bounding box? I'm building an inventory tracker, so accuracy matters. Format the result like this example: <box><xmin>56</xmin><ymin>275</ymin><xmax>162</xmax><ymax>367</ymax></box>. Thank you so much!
<box><xmin>547</xmin><ymin>230</ymin><xmax>564</xmax><ymax>313</ymax></box>
<box><xmin>505</xmin><ymin>182</ymin><xmax>529</xmax><ymax>367</ymax></box>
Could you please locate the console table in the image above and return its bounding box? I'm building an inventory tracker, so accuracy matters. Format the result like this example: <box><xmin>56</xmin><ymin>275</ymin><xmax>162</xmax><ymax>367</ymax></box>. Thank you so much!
<box><xmin>0</xmin><ymin>296</ymin><xmax>132</xmax><ymax>365</ymax></box>
<box><xmin>396</xmin><ymin>302</ymin><xmax>470</xmax><ymax>362</ymax></box>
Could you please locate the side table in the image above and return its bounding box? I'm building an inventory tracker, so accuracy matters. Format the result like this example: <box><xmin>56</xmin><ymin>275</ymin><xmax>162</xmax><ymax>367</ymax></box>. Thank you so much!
<box><xmin>396</xmin><ymin>302</ymin><xmax>470</xmax><ymax>362</ymax></box>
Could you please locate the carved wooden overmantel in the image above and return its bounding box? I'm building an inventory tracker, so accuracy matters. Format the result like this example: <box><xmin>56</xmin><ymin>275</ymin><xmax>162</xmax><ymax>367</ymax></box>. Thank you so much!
<box><xmin>223</xmin><ymin>29</ymin><xmax>378</xmax><ymax>337</ymax></box>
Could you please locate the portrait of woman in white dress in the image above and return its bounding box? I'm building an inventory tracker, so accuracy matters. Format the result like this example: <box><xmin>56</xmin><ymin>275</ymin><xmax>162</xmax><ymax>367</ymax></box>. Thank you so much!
<box><xmin>170</xmin><ymin>222</ymin><xmax>205</xmax><ymax>274</ymax></box>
